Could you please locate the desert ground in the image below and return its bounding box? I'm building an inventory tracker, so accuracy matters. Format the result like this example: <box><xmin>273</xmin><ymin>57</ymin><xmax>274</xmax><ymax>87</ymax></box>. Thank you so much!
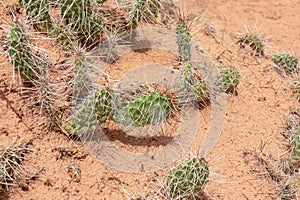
<box><xmin>0</xmin><ymin>0</ymin><xmax>300</xmax><ymax>199</ymax></box>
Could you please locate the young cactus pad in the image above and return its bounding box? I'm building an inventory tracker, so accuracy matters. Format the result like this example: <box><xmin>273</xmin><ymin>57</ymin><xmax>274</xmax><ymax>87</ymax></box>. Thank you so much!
<box><xmin>220</xmin><ymin>66</ymin><xmax>240</xmax><ymax>92</ymax></box>
<box><xmin>165</xmin><ymin>158</ymin><xmax>209</xmax><ymax>199</ymax></box>
<box><xmin>177</xmin><ymin>22</ymin><xmax>191</xmax><ymax>61</ymax></box>
<box><xmin>271</xmin><ymin>53</ymin><xmax>298</xmax><ymax>73</ymax></box>
<box><xmin>114</xmin><ymin>91</ymin><xmax>172</xmax><ymax>127</ymax></box>
<box><xmin>292</xmin><ymin>125</ymin><xmax>300</xmax><ymax>160</ymax></box>
<box><xmin>8</xmin><ymin>23</ymin><xmax>36</xmax><ymax>79</ymax></box>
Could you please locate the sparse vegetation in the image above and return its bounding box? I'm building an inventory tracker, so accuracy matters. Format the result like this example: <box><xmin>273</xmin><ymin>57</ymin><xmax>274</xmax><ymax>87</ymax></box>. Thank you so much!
<box><xmin>2</xmin><ymin>0</ymin><xmax>300</xmax><ymax>199</ymax></box>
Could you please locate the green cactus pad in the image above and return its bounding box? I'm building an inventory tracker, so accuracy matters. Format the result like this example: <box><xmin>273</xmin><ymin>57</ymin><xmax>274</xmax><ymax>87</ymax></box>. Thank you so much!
<box><xmin>59</xmin><ymin>0</ymin><xmax>103</xmax><ymax>45</ymax></box>
<box><xmin>181</xmin><ymin>62</ymin><xmax>196</xmax><ymax>87</ymax></box>
<box><xmin>114</xmin><ymin>91</ymin><xmax>172</xmax><ymax>127</ymax></box>
<box><xmin>177</xmin><ymin>22</ymin><xmax>191</xmax><ymax>61</ymax></box>
<box><xmin>131</xmin><ymin>0</ymin><xmax>159</xmax><ymax>26</ymax></box>
<box><xmin>8</xmin><ymin>23</ymin><xmax>36</xmax><ymax>79</ymax></box>
<box><xmin>95</xmin><ymin>89</ymin><xmax>113</xmax><ymax>124</ymax></box>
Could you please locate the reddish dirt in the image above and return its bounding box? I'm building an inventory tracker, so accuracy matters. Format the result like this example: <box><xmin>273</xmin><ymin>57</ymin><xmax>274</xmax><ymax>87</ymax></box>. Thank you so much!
<box><xmin>1</xmin><ymin>0</ymin><xmax>300</xmax><ymax>200</ymax></box>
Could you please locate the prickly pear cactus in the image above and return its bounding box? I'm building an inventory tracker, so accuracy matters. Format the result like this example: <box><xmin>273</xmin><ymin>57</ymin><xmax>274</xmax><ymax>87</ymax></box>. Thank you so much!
<box><xmin>95</xmin><ymin>89</ymin><xmax>113</xmax><ymax>124</ymax></box>
<box><xmin>131</xmin><ymin>0</ymin><xmax>159</xmax><ymax>26</ymax></box>
<box><xmin>271</xmin><ymin>53</ymin><xmax>298</xmax><ymax>73</ymax></box>
<box><xmin>165</xmin><ymin>158</ymin><xmax>209</xmax><ymax>199</ymax></box>
<box><xmin>8</xmin><ymin>23</ymin><xmax>36</xmax><ymax>79</ymax></box>
<box><xmin>59</xmin><ymin>0</ymin><xmax>92</xmax><ymax>27</ymax></box>
<box><xmin>177</xmin><ymin>22</ymin><xmax>191</xmax><ymax>61</ymax></box>
<box><xmin>179</xmin><ymin>62</ymin><xmax>209</xmax><ymax>104</ymax></box>
<box><xmin>238</xmin><ymin>33</ymin><xmax>264</xmax><ymax>56</ymax></box>
<box><xmin>181</xmin><ymin>62</ymin><xmax>196</xmax><ymax>87</ymax></box>
<box><xmin>114</xmin><ymin>91</ymin><xmax>172</xmax><ymax>127</ymax></box>
<box><xmin>220</xmin><ymin>66</ymin><xmax>240</xmax><ymax>92</ymax></box>
<box><xmin>292</xmin><ymin>126</ymin><xmax>300</xmax><ymax>160</ymax></box>
<box><xmin>66</xmin><ymin>89</ymin><xmax>112</xmax><ymax>136</ymax></box>
<box><xmin>19</xmin><ymin>0</ymin><xmax>52</xmax><ymax>31</ymax></box>
<box><xmin>193</xmin><ymin>81</ymin><xmax>209</xmax><ymax>103</ymax></box>
<box><xmin>59</xmin><ymin>0</ymin><xmax>103</xmax><ymax>45</ymax></box>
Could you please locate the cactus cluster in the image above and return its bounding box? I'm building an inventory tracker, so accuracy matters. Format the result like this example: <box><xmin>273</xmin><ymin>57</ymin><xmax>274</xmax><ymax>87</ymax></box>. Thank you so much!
<box><xmin>291</xmin><ymin>125</ymin><xmax>300</xmax><ymax>160</ymax></box>
<box><xmin>19</xmin><ymin>0</ymin><xmax>52</xmax><ymax>31</ymax></box>
<box><xmin>176</xmin><ymin>20</ymin><xmax>210</xmax><ymax>104</ymax></box>
<box><xmin>66</xmin><ymin>89</ymin><xmax>173</xmax><ymax>136</ymax></box>
<box><xmin>238</xmin><ymin>33</ymin><xmax>265</xmax><ymax>56</ymax></box>
<box><xmin>114</xmin><ymin>91</ymin><xmax>172</xmax><ymax>127</ymax></box>
<box><xmin>220</xmin><ymin>66</ymin><xmax>240</xmax><ymax>93</ymax></box>
<box><xmin>271</xmin><ymin>53</ymin><xmax>298</xmax><ymax>73</ymax></box>
<box><xmin>165</xmin><ymin>158</ymin><xmax>209</xmax><ymax>199</ymax></box>
<box><xmin>8</xmin><ymin>23</ymin><xmax>37</xmax><ymax>80</ymax></box>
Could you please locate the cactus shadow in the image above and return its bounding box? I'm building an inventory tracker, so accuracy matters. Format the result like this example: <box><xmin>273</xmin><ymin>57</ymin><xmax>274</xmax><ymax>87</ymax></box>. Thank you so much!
<box><xmin>0</xmin><ymin>190</ymin><xmax>9</xmax><ymax>200</ymax></box>
<box><xmin>103</xmin><ymin>128</ymin><xmax>173</xmax><ymax>147</ymax></box>
<box><xmin>192</xmin><ymin>191</ymin><xmax>211</xmax><ymax>200</ymax></box>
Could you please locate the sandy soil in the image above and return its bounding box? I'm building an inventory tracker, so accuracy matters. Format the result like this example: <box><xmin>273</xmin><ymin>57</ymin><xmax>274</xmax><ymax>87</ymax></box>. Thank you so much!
<box><xmin>0</xmin><ymin>0</ymin><xmax>300</xmax><ymax>199</ymax></box>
